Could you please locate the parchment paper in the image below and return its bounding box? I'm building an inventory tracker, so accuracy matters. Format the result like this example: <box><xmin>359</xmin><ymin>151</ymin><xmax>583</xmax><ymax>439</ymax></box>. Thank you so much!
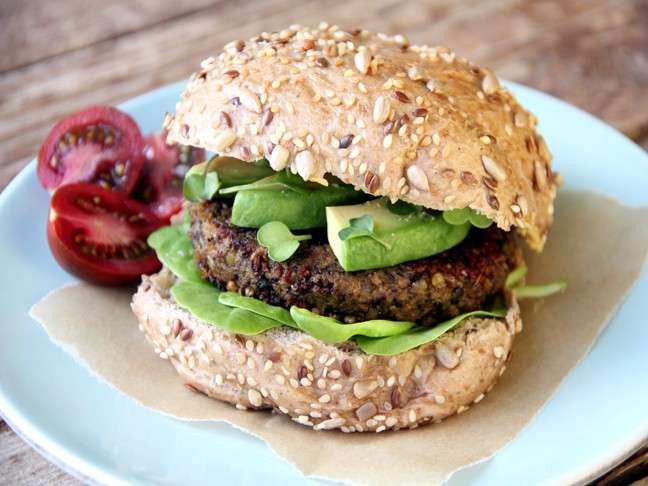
<box><xmin>30</xmin><ymin>191</ymin><xmax>648</xmax><ymax>485</ymax></box>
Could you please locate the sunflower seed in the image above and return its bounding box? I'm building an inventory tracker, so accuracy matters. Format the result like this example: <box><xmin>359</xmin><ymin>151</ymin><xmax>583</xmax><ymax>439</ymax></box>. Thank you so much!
<box><xmin>481</xmin><ymin>155</ymin><xmax>506</xmax><ymax>182</ymax></box>
<box><xmin>269</xmin><ymin>144</ymin><xmax>289</xmax><ymax>170</ymax></box>
<box><xmin>406</xmin><ymin>165</ymin><xmax>429</xmax><ymax>191</ymax></box>
<box><xmin>373</xmin><ymin>96</ymin><xmax>390</xmax><ymax>125</ymax></box>
<box><xmin>296</xmin><ymin>150</ymin><xmax>315</xmax><ymax>180</ymax></box>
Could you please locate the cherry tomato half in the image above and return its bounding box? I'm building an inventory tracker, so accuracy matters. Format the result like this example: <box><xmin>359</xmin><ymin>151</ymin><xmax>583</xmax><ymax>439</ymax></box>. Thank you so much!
<box><xmin>38</xmin><ymin>106</ymin><xmax>144</xmax><ymax>193</ymax></box>
<box><xmin>47</xmin><ymin>183</ymin><xmax>162</xmax><ymax>285</ymax></box>
<box><xmin>133</xmin><ymin>133</ymin><xmax>205</xmax><ymax>222</ymax></box>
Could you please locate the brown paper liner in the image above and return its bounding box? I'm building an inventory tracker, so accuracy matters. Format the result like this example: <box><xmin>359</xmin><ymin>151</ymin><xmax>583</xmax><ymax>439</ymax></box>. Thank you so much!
<box><xmin>30</xmin><ymin>191</ymin><xmax>648</xmax><ymax>485</ymax></box>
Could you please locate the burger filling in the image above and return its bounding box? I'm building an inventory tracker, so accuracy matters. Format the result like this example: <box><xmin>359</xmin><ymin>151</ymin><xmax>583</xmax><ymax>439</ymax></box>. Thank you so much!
<box><xmin>148</xmin><ymin>156</ymin><xmax>541</xmax><ymax>356</ymax></box>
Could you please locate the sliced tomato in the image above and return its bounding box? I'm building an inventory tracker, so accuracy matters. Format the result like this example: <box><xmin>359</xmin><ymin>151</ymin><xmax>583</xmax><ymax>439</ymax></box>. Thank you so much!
<box><xmin>38</xmin><ymin>106</ymin><xmax>144</xmax><ymax>193</ymax></box>
<box><xmin>133</xmin><ymin>133</ymin><xmax>205</xmax><ymax>221</ymax></box>
<box><xmin>47</xmin><ymin>183</ymin><xmax>162</xmax><ymax>285</ymax></box>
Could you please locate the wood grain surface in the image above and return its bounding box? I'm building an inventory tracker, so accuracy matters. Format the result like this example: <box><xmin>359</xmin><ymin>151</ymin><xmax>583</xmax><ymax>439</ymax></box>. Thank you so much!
<box><xmin>1</xmin><ymin>0</ymin><xmax>647</xmax><ymax>484</ymax></box>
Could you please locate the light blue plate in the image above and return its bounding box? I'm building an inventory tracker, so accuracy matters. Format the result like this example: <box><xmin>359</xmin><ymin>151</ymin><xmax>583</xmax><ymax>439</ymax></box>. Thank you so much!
<box><xmin>0</xmin><ymin>81</ymin><xmax>647</xmax><ymax>485</ymax></box>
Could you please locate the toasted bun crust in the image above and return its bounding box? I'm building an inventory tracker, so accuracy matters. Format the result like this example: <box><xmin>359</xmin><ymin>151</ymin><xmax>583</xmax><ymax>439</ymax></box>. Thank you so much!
<box><xmin>165</xmin><ymin>23</ymin><xmax>556</xmax><ymax>250</ymax></box>
<box><xmin>131</xmin><ymin>268</ymin><xmax>521</xmax><ymax>432</ymax></box>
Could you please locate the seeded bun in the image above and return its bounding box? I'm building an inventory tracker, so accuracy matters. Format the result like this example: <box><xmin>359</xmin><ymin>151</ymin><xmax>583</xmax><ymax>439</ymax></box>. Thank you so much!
<box><xmin>131</xmin><ymin>267</ymin><xmax>521</xmax><ymax>432</ymax></box>
<box><xmin>165</xmin><ymin>23</ymin><xmax>557</xmax><ymax>250</ymax></box>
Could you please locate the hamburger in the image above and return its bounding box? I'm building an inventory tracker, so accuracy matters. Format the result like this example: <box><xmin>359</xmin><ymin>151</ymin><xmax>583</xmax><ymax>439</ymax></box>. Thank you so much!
<box><xmin>131</xmin><ymin>23</ymin><xmax>558</xmax><ymax>432</ymax></box>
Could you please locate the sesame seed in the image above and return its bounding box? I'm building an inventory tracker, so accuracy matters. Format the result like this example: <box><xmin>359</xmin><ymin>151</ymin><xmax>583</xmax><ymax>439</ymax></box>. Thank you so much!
<box><xmin>300</xmin><ymin>377</ymin><xmax>312</xmax><ymax>387</ymax></box>
<box><xmin>274</xmin><ymin>374</ymin><xmax>285</xmax><ymax>385</ymax></box>
<box><xmin>354</xmin><ymin>49</ymin><xmax>371</xmax><ymax>74</ymax></box>
<box><xmin>328</xmin><ymin>369</ymin><xmax>341</xmax><ymax>379</ymax></box>
<box><xmin>386</xmin><ymin>417</ymin><xmax>398</xmax><ymax>427</ymax></box>
<box><xmin>319</xmin><ymin>394</ymin><xmax>331</xmax><ymax>403</ymax></box>
<box><xmin>474</xmin><ymin>393</ymin><xmax>485</xmax><ymax>404</ymax></box>
<box><xmin>317</xmin><ymin>378</ymin><xmax>326</xmax><ymax>389</ymax></box>
<box><xmin>236</xmin><ymin>404</ymin><xmax>247</xmax><ymax>411</ymax></box>
<box><xmin>330</xmin><ymin>383</ymin><xmax>342</xmax><ymax>391</ymax></box>
<box><xmin>434</xmin><ymin>395</ymin><xmax>446</xmax><ymax>404</ymax></box>
<box><xmin>247</xmin><ymin>376</ymin><xmax>257</xmax><ymax>386</ymax></box>
<box><xmin>314</xmin><ymin>418</ymin><xmax>345</xmax><ymax>430</ymax></box>
<box><xmin>409</xmin><ymin>409</ymin><xmax>417</xmax><ymax>423</ymax></box>
<box><xmin>457</xmin><ymin>405</ymin><xmax>469</xmax><ymax>414</ymax></box>
<box><xmin>493</xmin><ymin>346</ymin><xmax>506</xmax><ymax>358</ymax></box>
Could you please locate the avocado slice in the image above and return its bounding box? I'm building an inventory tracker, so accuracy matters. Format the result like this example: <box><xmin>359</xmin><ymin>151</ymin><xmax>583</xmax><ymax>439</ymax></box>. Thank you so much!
<box><xmin>231</xmin><ymin>176</ymin><xmax>365</xmax><ymax>229</ymax></box>
<box><xmin>326</xmin><ymin>200</ymin><xmax>471</xmax><ymax>271</ymax></box>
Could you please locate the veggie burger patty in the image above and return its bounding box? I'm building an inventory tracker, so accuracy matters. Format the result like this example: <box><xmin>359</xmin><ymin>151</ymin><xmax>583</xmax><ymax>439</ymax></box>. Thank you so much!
<box><xmin>189</xmin><ymin>200</ymin><xmax>523</xmax><ymax>327</ymax></box>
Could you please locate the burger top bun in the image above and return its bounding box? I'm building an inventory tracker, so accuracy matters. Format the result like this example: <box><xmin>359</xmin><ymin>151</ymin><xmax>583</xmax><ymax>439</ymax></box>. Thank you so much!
<box><xmin>165</xmin><ymin>23</ymin><xmax>558</xmax><ymax>250</ymax></box>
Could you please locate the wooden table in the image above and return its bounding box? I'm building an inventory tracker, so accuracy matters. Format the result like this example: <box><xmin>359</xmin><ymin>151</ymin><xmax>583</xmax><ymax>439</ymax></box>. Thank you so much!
<box><xmin>1</xmin><ymin>0</ymin><xmax>647</xmax><ymax>483</ymax></box>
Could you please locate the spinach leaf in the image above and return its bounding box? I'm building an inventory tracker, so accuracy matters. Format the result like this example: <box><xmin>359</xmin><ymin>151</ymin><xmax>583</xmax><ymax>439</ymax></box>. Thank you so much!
<box><xmin>505</xmin><ymin>265</ymin><xmax>528</xmax><ymax>289</ymax></box>
<box><xmin>338</xmin><ymin>215</ymin><xmax>392</xmax><ymax>250</ymax></box>
<box><xmin>183</xmin><ymin>156</ymin><xmax>273</xmax><ymax>201</ymax></box>
<box><xmin>356</xmin><ymin>309</ymin><xmax>507</xmax><ymax>356</ymax></box>
<box><xmin>218</xmin><ymin>292</ymin><xmax>297</xmax><ymax>327</ymax></box>
<box><xmin>514</xmin><ymin>280</ymin><xmax>567</xmax><ymax>299</ymax></box>
<box><xmin>289</xmin><ymin>307</ymin><xmax>414</xmax><ymax>344</ymax></box>
<box><xmin>147</xmin><ymin>225</ymin><xmax>203</xmax><ymax>284</ymax></box>
<box><xmin>257</xmin><ymin>221</ymin><xmax>311</xmax><ymax>261</ymax></box>
<box><xmin>384</xmin><ymin>199</ymin><xmax>423</xmax><ymax>216</ymax></box>
<box><xmin>171</xmin><ymin>281</ymin><xmax>283</xmax><ymax>335</ymax></box>
<box><xmin>218</xmin><ymin>170</ymin><xmax>309</xmax><ymax>196</ymax></box>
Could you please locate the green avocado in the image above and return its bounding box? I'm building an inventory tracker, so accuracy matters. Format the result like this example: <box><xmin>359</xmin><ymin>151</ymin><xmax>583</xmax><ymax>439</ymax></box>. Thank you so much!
<box><xmin>230</xmin><ymin>174</ymin><xmax>365</xmax><ymax>229</ymax></box>
<box><xmin>326</xmin><ymin>200</ymin><xmax>471</xmax><ymax>271</ymax></box>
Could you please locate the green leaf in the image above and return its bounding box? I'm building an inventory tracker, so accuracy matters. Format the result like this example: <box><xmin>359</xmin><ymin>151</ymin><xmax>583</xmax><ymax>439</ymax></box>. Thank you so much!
<box><xmin>514</xmin><ymin>280</ymin><xmax>567</xmax><ymax>299</ymax></box>
<box><xmin>147</xmin><ymin>225</ymin><xmax>203</xmax><ymax>284</ymax></box>
<box><xmin>384</xmin><ymin>199</ymin><xmax>423</xmax><ymax>216</ymax></box>
<box><xmin>443</xmin><ymin>207</ymin><xmax>493</xmax><ymax>229</ymax></box>
<box><xmin>338</xmin><ymin>215</ymin><xmax>392</xmax><ymax>250</ymax></box>
<box><xmin>171</xmin><ymin>281</ymin><xmax>283</xmax><ymax>335</ymax></box>
<box><xmin>183</xmin><ymin>164</ymin><xmax>214</xmax><ymax>202</ymax></box>
<box><xmin>289</xmin><ymin>307</ymin><xmax>414</xmax><ymax>344</ymax></box>
<box><xmin>203</xmin><ymin>171</ymin><xmax>221</xmax><ymax>200</ymax></box>
<box><xmin>505</xmin><ymin>265</ymin><xmax>528</xmax><ymax>289</ymax></box>
<box><xmin>218</xmin><ymin>292</ymin><xmax>297</xmax><ymax>327</ymax></box>
<box><xmin>182</xmin><ymin>157</ymin><xmax>274</xmax><ymax>202</ymax></box>
<box><xmin>356</xmin><ymin>309</ymin><xmax>507</xmax><ymax>356</ymax></box>
<box><xmin>218</xmin><ymin>171</ymin><xmax>309</xmax><ymax>196</ymax></box>
<box><xmin>257</xmin><ymin>221</ymin><xmax>311</xmax><ymax>262</ymax></box>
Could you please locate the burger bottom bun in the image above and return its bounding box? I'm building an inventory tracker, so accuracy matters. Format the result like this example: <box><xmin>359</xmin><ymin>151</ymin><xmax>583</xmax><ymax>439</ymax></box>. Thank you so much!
<box><xmin>131</xmin><ymin>268</ymin><xmax>521</xmax><ymax>432</ymax></box>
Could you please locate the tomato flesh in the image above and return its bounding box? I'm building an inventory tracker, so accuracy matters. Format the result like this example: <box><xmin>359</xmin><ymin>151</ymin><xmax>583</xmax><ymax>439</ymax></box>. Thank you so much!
<box><xmin>38</xmin><ymin>106</ymin><xmax>144</xmax><ymax>193</ymax></box>
<box><xmin>133</xmin><ymin>133</ymin><xmax>205</xmax><ymax>221</ymax></box>
<box><xmin>47</xmin><ymin>183</ymin><xmax>162</xmax><ymax>285</ymax></box>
